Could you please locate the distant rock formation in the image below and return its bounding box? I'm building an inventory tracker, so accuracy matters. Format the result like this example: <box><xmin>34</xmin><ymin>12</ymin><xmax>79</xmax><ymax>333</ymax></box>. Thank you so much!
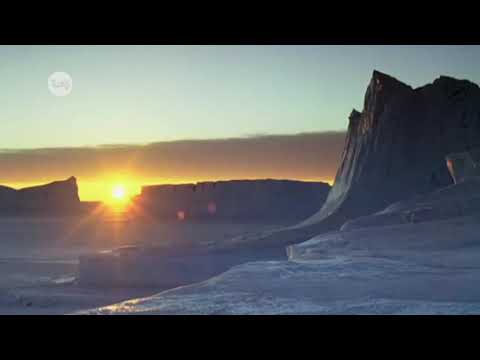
<box><xmin>0</xmin><ymin>177</ymin><xmax>81</xmax><ymax>215</ymax></box>
<box><xmin>135</xmin><ymin>179</ymin><xmax>331</xmax><ymax>222</ymax></box>
<box><xmin>225</xmin><ymin>71</ymin><xmax>480</xmax><ymax>249</ymax></box>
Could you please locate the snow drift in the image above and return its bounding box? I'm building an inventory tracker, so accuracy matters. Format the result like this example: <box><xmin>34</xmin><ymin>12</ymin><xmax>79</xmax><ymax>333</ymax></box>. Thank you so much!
<box><xmin>78</xmin><ymin>169</ymin><xmax>480</xmax><ymax>315</ymax></box>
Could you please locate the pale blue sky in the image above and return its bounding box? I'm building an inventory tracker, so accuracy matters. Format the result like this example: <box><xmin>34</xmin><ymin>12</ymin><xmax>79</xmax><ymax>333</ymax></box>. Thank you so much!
<box><xmin>1</xmin><ymin>45</ymin><xmax>480</xmax><ymax>149</ymax></box>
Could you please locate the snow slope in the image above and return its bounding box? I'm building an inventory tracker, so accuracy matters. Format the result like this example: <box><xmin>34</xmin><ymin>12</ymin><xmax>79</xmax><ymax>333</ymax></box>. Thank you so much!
<box><xmin>77</xmin><ymin>249</ymin><xmax>480</xmax><ymax>315</ymax></box>
<box><xmin>77</xmin><ymin>175</ymin><xmax>480</xmax><ymax>315</ymax></box>
<box><xmin>340</xmin><ymin>177</ymin><xmax>480</xmax><ymax>232</ymax></box>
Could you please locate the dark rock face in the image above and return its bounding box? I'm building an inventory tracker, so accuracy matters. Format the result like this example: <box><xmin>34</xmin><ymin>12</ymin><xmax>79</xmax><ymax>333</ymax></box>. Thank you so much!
<box><xmin>0</xmin><ymin>177</ymin><xmax>81</xmax><ymax>215</ymax></box>
<box><xmin>225</xmin><ymin>71</ymin><xmax>480</xmax><ymax>249</ymax></box>
<box><xmin>301</xmin><ymin>70</ymin><xmax>480</xmax><ymax>229</ymax></box>
<box><xmin>135</xmin><ymin>179</ymin><xmax>330</xmax><ymax>222</ymax></box>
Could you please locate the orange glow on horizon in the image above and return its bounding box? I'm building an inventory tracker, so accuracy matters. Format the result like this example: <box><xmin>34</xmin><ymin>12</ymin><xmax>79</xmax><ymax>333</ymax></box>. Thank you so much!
<box><xmin>3</xmin><ymin>176</ymin><xmax>335</xmax><ymax>203</ymax></box>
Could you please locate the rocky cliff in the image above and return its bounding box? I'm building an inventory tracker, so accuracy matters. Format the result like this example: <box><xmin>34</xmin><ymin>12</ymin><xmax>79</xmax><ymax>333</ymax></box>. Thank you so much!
<box><xmin>301</xmin><ymin>71</ymin><xmax>480</xmax><ymax>228</ymax></box>
<box><xmin>0</xmin><ymin>176</ymin><xmax>81</xmax><ymax>215</ymax></box>
<box><xmin>135</xmin><ymin>179</ymin><xmax>331</xmax><ymax>222</ymax></box>
<box><xmin>225</xmin><ymin>71</ymin><xmax>480</xmax><ymax>249</ymax></box>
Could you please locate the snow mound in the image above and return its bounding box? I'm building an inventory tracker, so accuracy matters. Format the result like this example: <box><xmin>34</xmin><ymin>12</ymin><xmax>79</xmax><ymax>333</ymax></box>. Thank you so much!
<box><xmin>341</xmin><ymin>177</ymin><xmax>480</xmax><ymax>232</ymax></box>
<box><xmin>77</xmin><ymin>177</ymin><xmax>480</xmax><ymax>315</ymax></box>
<box><xmin>76</xmin><ymin>252</ymin><xmax>480</xmax><ymax>315</ymax></box>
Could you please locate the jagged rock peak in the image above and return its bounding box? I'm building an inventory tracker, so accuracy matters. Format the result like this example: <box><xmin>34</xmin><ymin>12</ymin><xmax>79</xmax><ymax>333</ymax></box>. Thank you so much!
<box><xmin>427</xmin><ymin>75</ymin><xmax>480</xmax><ymax>99</ymax></box>
<box><xmin>362</xmin><ymin>70</ymin><xmax>413</xmax><ymax>123</ymax></box>
<box><xmin>432</xmin><ymin>75</ymin><xmax>479</xmax><ymax>88</ymax></box>
<box><xmin>349</xmin><ymin>109</ymin><xmax>362</xmax><ymax>121</ymax></box>
<box><xmin>371</xmin><ymin>70</ymin><xmax>411</xmax><ymax>89</ymax></box>
<box><xmin>366</xmin><ymin>70</ymin><xmax>413</xmax><ymax>98</ymax></box>
<box><xmin>299</xmin><ymin>70</ymin><xmax>480</xmax><ymax>234</ymax></box>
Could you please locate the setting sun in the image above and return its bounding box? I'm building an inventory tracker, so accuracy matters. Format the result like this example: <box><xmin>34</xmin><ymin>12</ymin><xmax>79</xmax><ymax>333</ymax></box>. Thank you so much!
<box><xmin>112</xmin><ymin>185</ymin><xmax>126</xmax><ymax>201</ymax></box>
<box><xmin>107</xmin><ymin>184</ymin><xmax>132</xmax><ymax>212</ymax></box>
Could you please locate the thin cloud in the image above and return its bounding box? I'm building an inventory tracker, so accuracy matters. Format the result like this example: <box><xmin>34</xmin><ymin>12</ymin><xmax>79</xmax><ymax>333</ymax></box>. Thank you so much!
<box><xmin>0</xmin><ymin>132</ymin><xmax>346</xmax><ymax>185</ymax></box>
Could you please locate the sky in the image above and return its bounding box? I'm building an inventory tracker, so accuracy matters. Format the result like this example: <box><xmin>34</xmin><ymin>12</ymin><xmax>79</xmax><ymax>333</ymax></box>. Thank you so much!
<box><xmin>1</xmin><ymin>45</ymin><xmax>480</xmax><ymax>201</ymax></box>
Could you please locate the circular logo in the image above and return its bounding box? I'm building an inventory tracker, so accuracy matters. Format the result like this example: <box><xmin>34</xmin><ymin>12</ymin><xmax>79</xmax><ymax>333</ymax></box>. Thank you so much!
<box><xmin>48</xmin><ymin>72</ymin><xmax>72</xmax><ymax>96</ymax></box>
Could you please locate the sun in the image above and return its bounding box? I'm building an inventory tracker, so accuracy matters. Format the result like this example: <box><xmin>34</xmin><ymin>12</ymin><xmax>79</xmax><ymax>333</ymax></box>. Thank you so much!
<box><xmin>103</xmin><ymin>181</ymin><xmax>141</xmax><ymax>211</ymax></box>
<box><xmin>111</xmin><ymin>185</ymin><xmax>127</xmax><ymax>202</ymax></box>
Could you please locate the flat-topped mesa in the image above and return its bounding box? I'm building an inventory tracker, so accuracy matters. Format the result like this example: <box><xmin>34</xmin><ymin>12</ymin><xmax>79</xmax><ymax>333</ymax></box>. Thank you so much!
<box><xmin>136</xmin><ymin>179</ymin><xmax>331</xmax><ymax>222</ymax></box>
<box><xmin>298</xmin><ymin>70</ymin><xmax>480</xmax><ymax>231</ymax></box>
<box><xmin>0</xmin><ymin>176</ymin><xmax>81</xmax><ymax>215</ymax></box>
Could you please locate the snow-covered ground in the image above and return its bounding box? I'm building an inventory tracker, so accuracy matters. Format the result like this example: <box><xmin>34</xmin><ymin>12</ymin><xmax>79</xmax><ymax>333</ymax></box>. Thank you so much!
<box><xmin>4</xmin><ymin>177</ymin><xmax>480</xmax><ymax>315</ymax></box>
<box><xmin>77</xmin><ymin>178</ymin><xmax>480</xmax><ymax>315</ymax></box>
<box><xmin>78</xmin><ymin>220</ymin><xmax>480</xmax><ymax>315</ymax></box>
<box><xmin>0</xmin><ymin>218</ymin><xmax>280</xmax><ymax>314</ymax></box>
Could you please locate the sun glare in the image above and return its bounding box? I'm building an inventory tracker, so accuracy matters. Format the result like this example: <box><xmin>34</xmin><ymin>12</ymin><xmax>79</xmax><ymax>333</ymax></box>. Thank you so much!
<box><xmin>111</xmin><ymin>185</ymin><xmax>127</xmax><ymax>202</ymax></box>
<box><xmin>104</xmin><ymin>182</ymin><xmax>140</xmax><ymax>214</ymax></box>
